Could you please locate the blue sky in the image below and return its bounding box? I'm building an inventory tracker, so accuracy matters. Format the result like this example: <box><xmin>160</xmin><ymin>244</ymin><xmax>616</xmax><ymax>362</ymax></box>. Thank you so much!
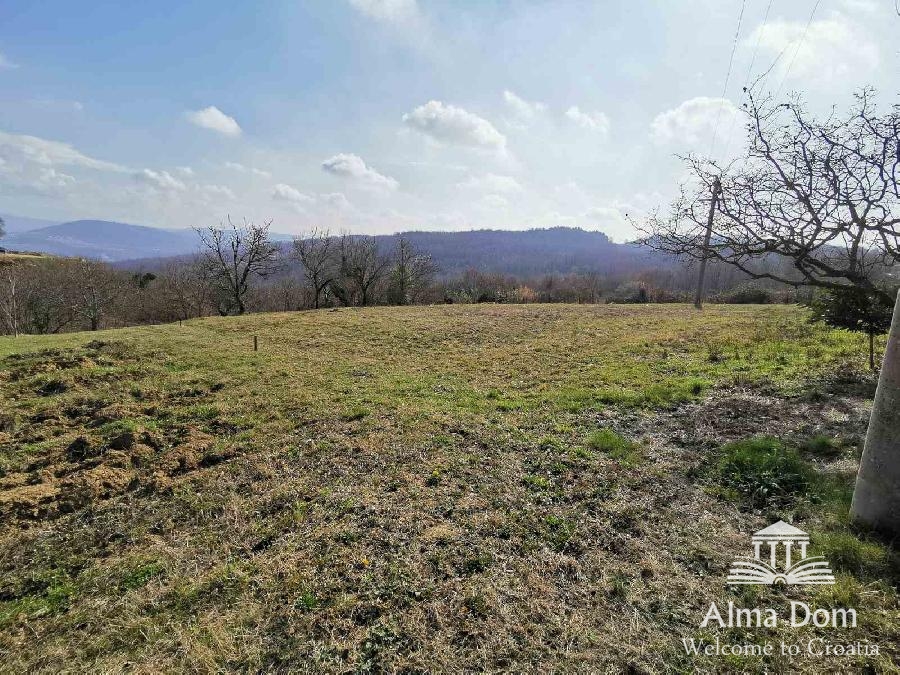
<box><xmin>0</xmin><ymin>0</ymin><xmax>897</xmax><ymax>239</ymax></box>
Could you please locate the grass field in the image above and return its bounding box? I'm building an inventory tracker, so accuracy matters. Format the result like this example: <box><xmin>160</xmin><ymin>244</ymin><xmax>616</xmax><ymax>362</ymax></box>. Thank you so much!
<box><xmin>1</xmin><ymin>304</ymin><xmax>898</xmax><ymax>672</ymax></box>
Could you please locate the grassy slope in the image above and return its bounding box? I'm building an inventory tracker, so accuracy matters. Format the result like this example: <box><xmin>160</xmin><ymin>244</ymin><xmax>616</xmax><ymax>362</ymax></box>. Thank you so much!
<box><xmin>0</xmin><ymin>304</ymin><xmax>897</xmax><ymax>672</ymax></box>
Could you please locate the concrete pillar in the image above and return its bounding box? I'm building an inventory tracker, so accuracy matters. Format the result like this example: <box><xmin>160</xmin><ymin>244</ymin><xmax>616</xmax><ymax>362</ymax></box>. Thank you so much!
<box><xmin>851</xmin><ymin>290</ymin><xmax>900</xmax><ymax>537</ymax></box>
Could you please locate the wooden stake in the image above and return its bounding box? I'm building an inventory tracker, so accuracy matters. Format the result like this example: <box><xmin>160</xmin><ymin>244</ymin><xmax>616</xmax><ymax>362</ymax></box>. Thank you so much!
<box><xmin>253</xmin><ymin>335</ymin><xmax>258</xmax><ymax>351</ymax></box>
<box><xmin>694</xmin><ymin>177</ymin><xmax>722</xmax><ymax>310</ymax></box>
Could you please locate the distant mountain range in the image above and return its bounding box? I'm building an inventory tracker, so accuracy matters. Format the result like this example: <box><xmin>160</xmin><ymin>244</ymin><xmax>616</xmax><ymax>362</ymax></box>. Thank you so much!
<box><xmin>0</xmin><ymin>214</ymin><xmax>666</xmax><ymax>277</ymax></box>
<box><xmin>1</xmin><ymin>219</ymin><xmax>201</xmax><ymax>260</ymax></box>
<box><xmin>0</xmin><ymin>213</ymin><xmax>63</xmax><ymax>234</ymax></box>
<box><xmin>375</xmin><ymin>228</ymin><xmax>657</xmax><ymax>277</ymax></box>
<box><xmin>0</xmin><ymin>216</ymin><xmax>292</xmax><ymax>261</ymax></box>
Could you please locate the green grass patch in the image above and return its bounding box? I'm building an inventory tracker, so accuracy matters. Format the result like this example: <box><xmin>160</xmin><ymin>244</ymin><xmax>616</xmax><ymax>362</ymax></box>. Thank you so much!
<box><xmin>586</xmin><ymin>428</ymin><xmax>642</xmax><ymax>465</ymax></box>
<box><xmin>714</xmin><ymin>437</ymin><xmax>815</xmax><ymax>509</ymax></box>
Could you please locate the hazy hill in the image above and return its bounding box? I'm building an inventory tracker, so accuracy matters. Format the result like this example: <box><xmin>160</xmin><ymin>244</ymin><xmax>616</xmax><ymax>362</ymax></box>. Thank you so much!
<box><xmin>1</xmin><ymin>214</ymin><xmax>665</xmax><ymax>277</ymax></box>
<box><xmin>1</xmin><ymin>220</ymin><xmax>200</xmax><ymax>260</ymax></box>
<box><xmin>123</xmin><ymin>226</ymin><xmax>666</xmax><ymax>279</ymax></box>
<box><xmin>375</xmin><ymin>227</ymin><xmax>658</xmax><ymax>277</ymax></box>
<box><xmin>0</xmin><ymin>213</ymin><xmax>61</xmax><ymax>234</ymax></box>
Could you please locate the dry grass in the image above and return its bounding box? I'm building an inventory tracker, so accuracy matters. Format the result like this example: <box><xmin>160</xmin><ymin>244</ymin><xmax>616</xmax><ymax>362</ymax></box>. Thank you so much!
<box><xmin>0</xmin><ymin>304</ymin><xmax>897</xmax><ymax>672</ymax></box>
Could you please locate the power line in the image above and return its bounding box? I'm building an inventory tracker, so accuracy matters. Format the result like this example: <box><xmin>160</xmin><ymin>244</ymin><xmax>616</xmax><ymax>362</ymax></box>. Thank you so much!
<box><xmin>773</xmin><ymin>0</ymin><xmax>821</xmax><ymax>101</ymax></box>
<box><xmin>741</xmin><ymin>0</ymin><xmax>774</xmax><ymax>96</ymax></box>
<box><xmin>722</xmin><ymin>0</ymin><xmax>774</xmax><ymax>155</ymax></box>
<box><xmin>709</xmin><ymin>0</ymin><xmax>748</xmax><ymax>158</ymax></box>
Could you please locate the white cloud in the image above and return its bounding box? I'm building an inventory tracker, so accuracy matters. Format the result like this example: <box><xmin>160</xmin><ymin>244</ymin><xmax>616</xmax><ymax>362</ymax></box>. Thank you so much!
<box><xmin>36</xmin><ymin>168</ymin><xmax>76</xmax><ymax>190</ymax></box>
<box><xmin>272</xmin><ymin>183</ymin><xmax>315</xmax><ymax>204</ymax></box>
<box><xmin>582</xmin><ymin>205</ymin><xmax>634</xmax><ymax>241</ymax></box>
<box><xmin>176</xmin><ymin>166</ymin><xmax>195</xmax><ymax>177</ymax></box>
<box><xmin>197</xmin><ymin>184</ymin><xmax>236</xmax><ymax>201</ymax></box>
<box><xmin>458</xmin><ymin>173</ymin><xmax>523</xmax><ymax>194</ymax></box>
<box><xmin>0</xmin><ymin>52</ymin><xmax>18</xmax><ymax>69</ymax></box>
<box><xmin>0</xmin><ymin>130</ymin><xmax>126</xmax><ymax>173</ymax></box>
<box><xmin>133</xmin><ymin>168</ymin><xmax>186</xmax><ymax>191</ymax></box>
<box><xmin>348</xmin><ymin>0</ymin><xmax>421</xmax><ymax>24</ymax></box>
<box><xmin>321</xmin><ymin>153</ymin><xmax>398</xmax><ymax>191</ymax></box>
<box><xmin>747</xmin><ymin>12</ymin><xmax>879</xmax><ymax>86</ymax></box>
<box><xmin>402</xmin><ymin>100</ymin><xmax>507</xmax><ymax>153</ymax></box>
<box><xmin>224</xmin><ymin>161</ymin><xmax>271</xmax><ymax>178</ymax></box>
<box><xmin>320</xmin><ymin>192</ymin><xmax>353</xmax><ymax>211</ymax></box>
<box><xmin>840</xmin><ymin>0</ymin><xmax>879</xmax><ymax>12</ymax></box>
<box><xmin>650</xmin><ymin>96</ymin><xmax>740</xmax><ymax>146</ymax></box>
<box><xmin>185</xmin><ymin>106</ymin><xmax>242</xmax><ymax>137</ymax></box>
<box><xmin>565</xmin><ymin>106</ymin><xmax>610</xmax><ymax>136</ymax></box>
<box><xmin>503</xmin><ymin>90</ymin><xmax>546</xmax><ymax>125</ymax></box>
<box><xmin>478</xmin><ymin>194</ymin><xmax>509</xmax><ymax>210</ymax></box>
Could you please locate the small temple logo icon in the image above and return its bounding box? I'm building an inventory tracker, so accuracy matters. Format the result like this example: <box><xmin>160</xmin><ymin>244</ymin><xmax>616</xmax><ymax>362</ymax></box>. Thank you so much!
<box><xmin>726</xmin><ymin>521</ymin><xmax>835</xmax><ymax>586</ymax></box>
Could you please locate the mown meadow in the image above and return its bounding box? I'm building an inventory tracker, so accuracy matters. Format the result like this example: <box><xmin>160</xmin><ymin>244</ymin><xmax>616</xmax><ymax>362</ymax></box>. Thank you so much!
<box><xmin>0</xmin><ymin>304</ymin><xmax>897</xmax><ymax>672</ymax></box>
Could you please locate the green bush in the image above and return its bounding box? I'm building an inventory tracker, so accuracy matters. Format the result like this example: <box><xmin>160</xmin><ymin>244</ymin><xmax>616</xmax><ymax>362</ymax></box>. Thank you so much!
<box><xmin>713</xmin><ymin>284</ymin><xmax>774</xmax><ymax>304</ymax></box>
<box><xmin>800</xmin><ymin>434</ymin><xmax>844</xmax><ymax>459</ymax></box>
<box><xmin>715</xmin><ymin>437</ymin><xmax>814</xmax><ymax>509</ymax></box>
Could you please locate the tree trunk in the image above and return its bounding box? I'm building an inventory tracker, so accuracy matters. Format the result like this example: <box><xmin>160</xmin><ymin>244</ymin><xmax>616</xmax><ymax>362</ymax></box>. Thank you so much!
<box><xmin>851</xmin><ymin>290</ymin><xmax>900</xmax><ymax>537</ymax></box>
<box><xmin>90</xmin><ymin>316</ymin><xmax>98</xmax><ymax>331</ymax></box>
<box><xmin>694</xmin><ymin>178</ymin><xmax>721</xmax><ymax>310</ymax></box>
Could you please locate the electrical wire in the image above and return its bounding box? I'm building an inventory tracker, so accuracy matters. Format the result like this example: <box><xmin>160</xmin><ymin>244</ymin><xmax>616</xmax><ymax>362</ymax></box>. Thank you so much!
<box><xmin>721</xmin><ymin>0</ymin><xmax>774</xmax><ymax>157</ymax></box>
<box><xmin>773</xmin><ymin>0</ymin><xmax>821</xmax><ymax>101</ymax></box>
<box><xmin>709</xmin><ymin>0</ymin><xmax>748</xmax><ymax>158</ymax></box>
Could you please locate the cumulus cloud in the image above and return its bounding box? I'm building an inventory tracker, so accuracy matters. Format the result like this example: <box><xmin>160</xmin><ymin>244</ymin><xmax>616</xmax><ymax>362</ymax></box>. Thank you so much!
<box><xmin>650</xmin><ymin>96</ymin><xmax>740</xmax><ymax>146</ymax></box>
<box><xmin>272</xmin><ymin>183</ymin><xmax>315</xmax><ymax>204</ymax></box>
<box><xmin>320</xmin><ymin>192</ymin><xmax>353</xmax><ymax>210</ymax></box>
<box><xmin>133</xmin><ymin>168</ymin><xmax>186</xmax><ymax>191</ymax></box>
<box><xmin>36</xmin><ymin>168</ymin><xmax>76</xmax><ymax>190</ymax></box>
<box><xmin>197</xmin><ymin>183</ymin><xmax>236</xmax><ymax>201</ymax></box>
<box><xmin>175</xmin><ymin>166</ymin><xmax>195</xmax><ymax>177</ymax></box>
<box><xmin>457</xmin><ymin>173</ymin><xmax>523</xmax><ymax>194</ymax></box>
<box><xmin>185</xmin><ymin>106</ymin><xmax>242</xmax><ymax>137</ymax></box>
<box><xmin>224</xmin><ymin>161</ymin><xmax>271</xmax><ymax>178</ymax></box>
<box><xmin>402</xmin><ymin>101</ymin><xmax>507</xmax><ymax>153</ymax></box>
<box><xmin>746</xmin><ymin>12</ymin><xmax>879</xmax><ymax>86</ymax></box>
<box><xmin>565</xmin><ymin>106</ymin><xmax>610</xmax><ymax>136</ymax></box>
<box><xmin>321</xmin><ymin>153</ymin><xmax>398</xmax><ymax>191</ymax></box>
<box><xmin>503</xmin><ymin>90</ymin><xmax>546</xmax><ymax>125</ymax></box>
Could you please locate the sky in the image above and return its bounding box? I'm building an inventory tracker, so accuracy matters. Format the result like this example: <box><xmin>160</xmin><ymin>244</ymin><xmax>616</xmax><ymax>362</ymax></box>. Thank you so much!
<box><xmin>0</xmin><ymin>0</ymin><xmax>897</xmax><ymax>240</ymax></box>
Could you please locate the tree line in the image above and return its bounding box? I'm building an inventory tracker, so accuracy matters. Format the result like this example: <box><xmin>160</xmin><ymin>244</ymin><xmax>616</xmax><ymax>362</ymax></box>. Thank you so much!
<box><xmin>0</xmin><ymin>219</ymin><xmax>793</xmax><ymax>336</ymax></box>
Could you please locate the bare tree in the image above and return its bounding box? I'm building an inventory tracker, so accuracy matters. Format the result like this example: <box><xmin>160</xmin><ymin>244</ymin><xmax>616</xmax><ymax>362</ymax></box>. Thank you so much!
<box><xmin>156</xmin><ymin>257</ymin><xmax>212</xmax><ymax>321</ymax></box>
<box><xmin>641</xmin><ymin>88</ymin><xmax>900</xmax><ymax>537</ymax></box>
<box><xmin>196</xmin><ymin>217</ymin><xmax>281</xmax><ymax>315</ymax></box>
<box><xmin>641</xmin><ymin>89</ymin><xmax>899</xmax><ymax>303</ymax></box>
<box><xmin>73</xmin><ymin>259</ymin><xmax>125</xmax><ymax>331</ymax></box>
<box><xmin>292</xmin><ymin>228</ymin><xmax>337</xmax><ymax>309</ymax></box>
<box><xmin>388</xmin><ymin>238</ymin><xmax>437</xmax><ymax>305</ymax></box>
<box><xmin>334</xmin><ymin>234</ymin><xmax>389</xmax><ymax>306</ymax></box>
<box><xmin>0</xmin><ymin>265</ymin><xmax>19</xmax><ymax>336</ymax></box>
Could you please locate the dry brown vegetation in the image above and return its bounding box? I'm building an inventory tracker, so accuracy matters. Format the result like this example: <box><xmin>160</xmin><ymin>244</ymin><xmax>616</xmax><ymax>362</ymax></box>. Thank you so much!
<box><xmin>0</xmin><ymin>304</ymin><xmax>897</xmax><ymax>672</ymax></box>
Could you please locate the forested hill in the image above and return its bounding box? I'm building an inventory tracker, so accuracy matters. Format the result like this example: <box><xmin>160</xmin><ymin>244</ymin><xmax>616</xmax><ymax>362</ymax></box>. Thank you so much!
<box><xmin>373</xmin><ymin>227</ymin><xmax>662</xmax><ymax>277</ymax></box>
<box><xmin>120</xmin><ymin>226</ymin><xmax>668</xmax><ymax>279</ymax></box>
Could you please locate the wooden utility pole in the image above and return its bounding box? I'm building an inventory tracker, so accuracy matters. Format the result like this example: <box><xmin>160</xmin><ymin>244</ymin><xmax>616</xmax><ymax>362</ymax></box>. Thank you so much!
<box><xmin>694</xmin><ymin>177</ymin><xmax>722</xmax><ymax>309</ymax></box>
